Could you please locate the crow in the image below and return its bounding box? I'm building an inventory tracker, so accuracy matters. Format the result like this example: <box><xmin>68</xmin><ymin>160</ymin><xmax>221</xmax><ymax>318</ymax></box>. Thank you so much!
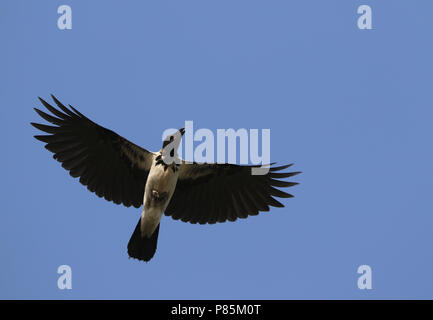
<box><xmin>31</xmin><ymin>95</ymin><xmax>301</xmax><ymax>262</ymax></box>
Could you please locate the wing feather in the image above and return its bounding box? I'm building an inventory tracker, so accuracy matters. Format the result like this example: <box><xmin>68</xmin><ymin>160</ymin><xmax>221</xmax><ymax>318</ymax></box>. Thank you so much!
<box><xmin>165</xmin><ymin>162</ymin><xmax>300</xmax><ymax>224</ymax></box>
<box><xmin>31</xmin><ymin>95</ymin><xmax>155</xmax><ymax>208</ymax></box>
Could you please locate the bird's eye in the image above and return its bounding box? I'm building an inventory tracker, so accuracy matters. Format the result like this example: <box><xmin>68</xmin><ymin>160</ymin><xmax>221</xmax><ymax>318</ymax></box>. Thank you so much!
<box><xmin>170</xmin><ymin>136</ymin><xmax>174</xmax><ymax>141</ymax></box>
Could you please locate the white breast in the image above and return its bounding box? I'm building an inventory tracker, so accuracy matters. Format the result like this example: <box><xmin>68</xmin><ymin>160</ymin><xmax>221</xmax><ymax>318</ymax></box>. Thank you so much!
<box><xmin>147</xmin><ymin>162</ymin><xmax>179</xmax><ymax>194</ymax></box>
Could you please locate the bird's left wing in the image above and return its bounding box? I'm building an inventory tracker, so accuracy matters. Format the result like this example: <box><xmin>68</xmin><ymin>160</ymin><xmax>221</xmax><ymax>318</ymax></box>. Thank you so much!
<box><xmin>165</xmin><ymin>162</ymin><xmax>300</xmax><ymax>224</ymax></box>
<box><xmin>31</xmin><ymin>95</ymin><xmax>156</xmax><ymax>208</ymax></box>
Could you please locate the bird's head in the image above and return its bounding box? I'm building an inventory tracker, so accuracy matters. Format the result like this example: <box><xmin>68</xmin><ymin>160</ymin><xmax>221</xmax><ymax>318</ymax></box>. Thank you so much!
<box><xmin>161</xmin><ymin>128</ymin><xmax>185</xmax><ymax>162</ymax></box>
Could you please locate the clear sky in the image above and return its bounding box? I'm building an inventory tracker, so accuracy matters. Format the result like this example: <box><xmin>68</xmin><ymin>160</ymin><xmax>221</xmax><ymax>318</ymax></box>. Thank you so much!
<box><xmin>1</xmin><ymin>0</ymin><xmax>433</xmax><ymax>299</ymax></box>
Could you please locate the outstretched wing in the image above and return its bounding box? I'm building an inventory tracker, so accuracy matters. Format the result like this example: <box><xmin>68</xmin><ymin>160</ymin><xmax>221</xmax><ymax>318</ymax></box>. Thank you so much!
<box><xmin>165</xmin><ymin>162</ymin><xmax>300</xmax><ymax>224</ymax></box>
<box><xmin>31</xmin><ymin>95</ymin><xmax>156</xmax><ymax>208</ymax></box>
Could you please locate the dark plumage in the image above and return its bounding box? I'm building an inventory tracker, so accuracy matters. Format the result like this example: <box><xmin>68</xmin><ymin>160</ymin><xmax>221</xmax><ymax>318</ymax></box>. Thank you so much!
<box><xmin>167</xmin><ymin>163</ymin><xmax>300</xmax><ymax>224</ymax></box>
<box><xmin>32</xmin><ymin>95</ymin><xmax>301</xmax><ymax>262</ymax></box>
<box><xmin>31</xmin><ymin>95</ymin><xmax>153</xmax><ymax>208</ymax></box>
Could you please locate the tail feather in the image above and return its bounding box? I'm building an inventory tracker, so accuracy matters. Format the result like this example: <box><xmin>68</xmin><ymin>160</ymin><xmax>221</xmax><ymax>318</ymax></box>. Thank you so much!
<box><xmin>127</xmin><ymin>219</ymin><xmax>160</xmax><ymax>262</ymax></box>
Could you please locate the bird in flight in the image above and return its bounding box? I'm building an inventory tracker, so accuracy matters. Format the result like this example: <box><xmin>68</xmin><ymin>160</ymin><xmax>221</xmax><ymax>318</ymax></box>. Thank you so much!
<box><xmin>31</xmin><ymin>95</ymin><xmax>301</xmax><ymax>262</ymax></box>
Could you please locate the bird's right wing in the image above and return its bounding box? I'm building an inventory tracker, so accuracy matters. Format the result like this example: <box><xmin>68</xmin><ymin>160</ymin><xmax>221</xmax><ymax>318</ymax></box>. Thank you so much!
<box><xmin>31</xmin><ymin>95</ymin><xmax>156</xmax><ymax>208</ymax></box>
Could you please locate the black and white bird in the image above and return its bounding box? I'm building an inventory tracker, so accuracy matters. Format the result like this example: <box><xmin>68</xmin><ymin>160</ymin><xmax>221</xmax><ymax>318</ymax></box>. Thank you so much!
<box><xmin>31</xmin><ymin>95</ymin><xmax>301</xmax><ymax>262</ymax></box>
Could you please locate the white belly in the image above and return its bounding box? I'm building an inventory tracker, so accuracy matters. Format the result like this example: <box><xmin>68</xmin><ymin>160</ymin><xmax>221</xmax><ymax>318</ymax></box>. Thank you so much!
<box><xmin>140</xmin><ymin>162</ymin><xmax>179</xmax><ymax>237</ymax></box>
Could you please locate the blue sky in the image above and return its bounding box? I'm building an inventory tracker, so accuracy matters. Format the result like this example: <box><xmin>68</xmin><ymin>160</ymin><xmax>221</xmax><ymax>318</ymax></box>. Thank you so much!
<box><xmin>1</xmin><ymin>0</ymin><xmax>433</xmax><ymax>299</ymax></box>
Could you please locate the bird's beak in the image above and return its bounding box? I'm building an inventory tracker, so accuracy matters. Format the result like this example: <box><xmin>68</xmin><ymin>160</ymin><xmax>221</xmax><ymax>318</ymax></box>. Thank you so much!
<box><xmin>179</xmin><ymin>128</ymin><xmax>185</xmax><ymax>136</ymax></box>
